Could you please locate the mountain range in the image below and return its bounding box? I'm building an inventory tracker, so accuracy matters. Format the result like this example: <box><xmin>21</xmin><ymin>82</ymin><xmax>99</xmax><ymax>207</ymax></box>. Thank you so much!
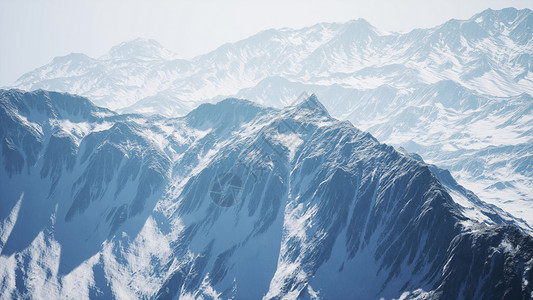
<box><xmin>6</xmin><ymin>7</ymin><xmax>533</xmax><ymax>231</ymax></box>
<box><xmin>1</xmin><ymin>89</ymin><xmax>532</xmax><ymax>299</ymax></box>
<box><xmin>10</xmin><ymin>8</ymin><xmax>533</xmax><ymax>112</ymax></box>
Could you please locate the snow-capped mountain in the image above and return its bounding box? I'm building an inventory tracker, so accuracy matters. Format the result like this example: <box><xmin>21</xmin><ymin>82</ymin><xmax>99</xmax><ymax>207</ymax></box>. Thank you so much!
<box><xmin>227</xmin><ymin>77</ymin><xmax>533</xmax><ymax>228</ymax></box>
<box><xmin>102</xmin><ymin>38</ymin><xmax>178</xmax><ymax>61</ymax></box>
<box><xmin>12</xmin><ymin>38</ymin><xmax>190</xmax><ymax>110</ymax></box>
<box><xmin>10</xmin><ymin>8</ymin><xmax>532</xmax><ymax>112</ymax></box>
<box><xmin>1</xmin><ymin>90</ymin><xmax>532</xmax><ymax>299</ymax></box>
<box><xmin>7</xmin><ymin>8</ymin><xmax>533</xmax><ymax>228</ymax></box>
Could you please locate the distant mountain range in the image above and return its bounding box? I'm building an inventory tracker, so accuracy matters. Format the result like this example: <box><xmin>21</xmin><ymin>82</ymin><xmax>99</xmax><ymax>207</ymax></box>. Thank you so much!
<box><xmin>1</xmin><ymin>89</ymin><xmax>532</xmax><ymax>299</ymax></box>
<box><xmin>10</xmin><ymin>8</ymin><xmax>532</xmax><ymax>112</ymax></box>
<box><xmin>7</xmin><ymin>7</ymin><xmax>533</xmax><ymax>230</ymax></box>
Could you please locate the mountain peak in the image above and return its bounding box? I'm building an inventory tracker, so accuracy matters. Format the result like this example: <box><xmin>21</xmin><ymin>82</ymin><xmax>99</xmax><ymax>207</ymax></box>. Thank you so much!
<box><xmin>293</xmin><ymin>94</ymin><xmax>331</xmax><ymax>118</ymax></box>
<box><xmin>101</xmin><ymin>38</ymin><xmax>177</xmax><ymax>60</ymax></box>
<box><xmin>471</xmin><ymin>7</ymin><xmax>531</xmax><ymax>26</ymax></box>
<box><xmin>346</xmin><ymin>18</ymin><xmax>372</xmax><ymax>27</ymax></box>
<box><xmin>466</xmin><ymin>7</ymin><xmax>532</xmax><ymax>43</ymax></box>
<box><xmin>342</xmin><ymin>18</ymin><xmax>380</xmax><ymax>37</ymax></box>
<box><xmin>475</xmin><ymin>7</ymin><xmax>531</xmax><ymax>18</ymax></box>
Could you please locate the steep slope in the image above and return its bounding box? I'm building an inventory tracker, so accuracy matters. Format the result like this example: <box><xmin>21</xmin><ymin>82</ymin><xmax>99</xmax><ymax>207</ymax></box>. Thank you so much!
<box><xmin>0</xmin><ymin>90</ymin><xmax>531</xmax><ymax>299</ymax></box>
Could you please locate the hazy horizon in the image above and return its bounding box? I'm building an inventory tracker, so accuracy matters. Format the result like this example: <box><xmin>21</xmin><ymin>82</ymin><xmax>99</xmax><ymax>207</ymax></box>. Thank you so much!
<box><xmin>1</xmin><ymin>0</ymin><xmax>532</xmax><ymax>86</ymax></box>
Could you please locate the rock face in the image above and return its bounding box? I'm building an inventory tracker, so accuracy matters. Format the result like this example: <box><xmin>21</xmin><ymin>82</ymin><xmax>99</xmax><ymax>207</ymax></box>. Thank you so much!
<box><xmin>0</xmin><ymin>90</ymin><xmax>531</xmax><ymax>299</ymax></box>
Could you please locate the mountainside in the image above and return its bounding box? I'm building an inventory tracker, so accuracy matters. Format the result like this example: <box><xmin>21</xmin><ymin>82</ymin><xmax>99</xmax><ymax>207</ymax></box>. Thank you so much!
<box><xmin>228</xmin><ymin>77</ymin><xmax>533</xmax><ymax>227</ymax></box>
<box><xmin>1</xmin><ymin>90</ymin><xmax>532</xmax><ymax>299</ymax></box>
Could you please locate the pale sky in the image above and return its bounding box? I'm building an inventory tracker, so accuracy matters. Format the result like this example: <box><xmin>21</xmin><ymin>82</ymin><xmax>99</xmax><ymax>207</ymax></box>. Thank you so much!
<box><xmin>0</xmin><ymin>0</ymin><xmax>531</xmax><ymax>86</ymax></box>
